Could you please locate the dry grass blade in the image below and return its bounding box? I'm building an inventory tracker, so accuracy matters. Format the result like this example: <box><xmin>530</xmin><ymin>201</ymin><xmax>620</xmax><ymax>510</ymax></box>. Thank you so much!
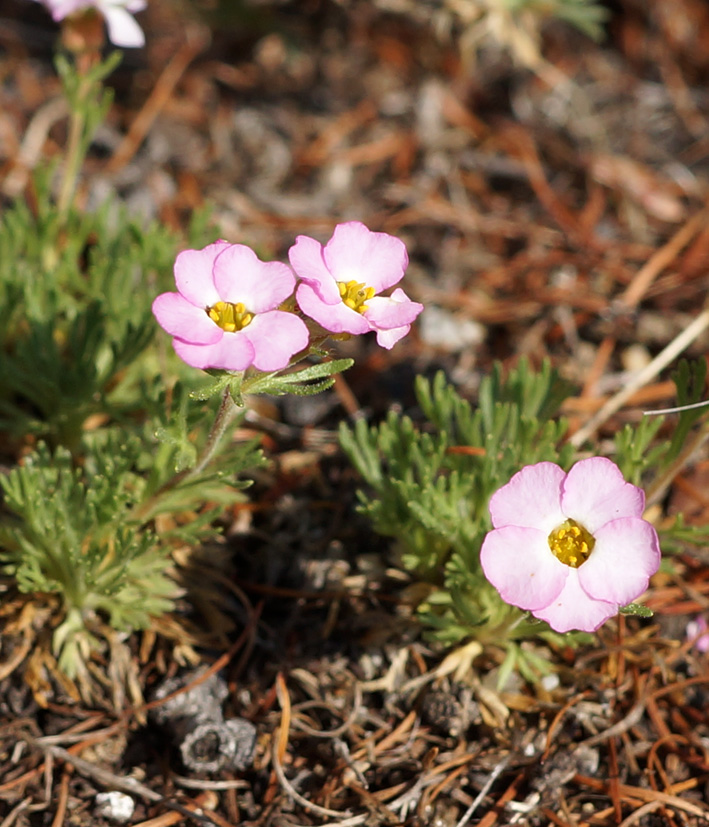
<box><xmin>106</xmin><ymin>25</ymin><xmax>210</xmax><ymax>174</ymax></box>
<box><xmin>19</xmin><ymin>737</ymin><xmax>221</xmax><ymax>827</ymax></box>
<box><xmin>454</xmin><ymin>752</ymin><xmax>512</xmax><ymax>827</ymax></box>
<box><xmin>620</xmin><ymin>207</ymin><xmax>709</xmax><ymax>309</ymax></box>
<box><xmin>130</xmin><ymin>792</ymin><xmax>219</xmax><ymax>827</ymax></box>
<box><xmin>570</xmin><ymin>307</ymin><xmax>709</xmax><ymax>447</ymax></box>
<box><xmin>270</xmin><ymin>724</ymin><xmax>354</xmax><ymax>820</ymax></box>
<box><xmin>575</xmin><ymin>774</ymin><xmax>709</xmax><ymax>821</ymax></box>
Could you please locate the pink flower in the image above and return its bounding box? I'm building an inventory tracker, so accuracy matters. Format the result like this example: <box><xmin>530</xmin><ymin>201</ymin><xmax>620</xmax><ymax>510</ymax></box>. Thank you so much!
<box><xmin>31</xmin><ymin>0</ymin><xmax>146</xmax><ymax>47</ymax></box>
<box><xmin>480</xmin><ymin>458</ymin><xmax>661</xmax><ymax>633</ymax></box>
<box><xmin>686</xmin><ymin>617</ymin><xmax>709</xmax><ymax>653</ymax></box>
<box><xmin>289</xmin><ymin>221</ymin><xmax>423</xmax><ymax>349</ymax></box>
<box><xmin>152</xmin><ymin>241</ymin><xmax>309</xmax><ymax>373</ymax></box>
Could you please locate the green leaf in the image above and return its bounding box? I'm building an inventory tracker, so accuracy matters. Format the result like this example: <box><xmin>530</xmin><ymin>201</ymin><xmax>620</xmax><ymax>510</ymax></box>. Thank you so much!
<box><xmin>619</xmin><ymin>603</ymin><xmax>653</xmax><ymax>618</ymax></box>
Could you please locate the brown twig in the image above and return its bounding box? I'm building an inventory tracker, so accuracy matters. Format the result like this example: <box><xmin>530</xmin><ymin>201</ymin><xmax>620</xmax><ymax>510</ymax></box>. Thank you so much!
<box><xmin>106</xmin><ymin>25</ymin><xmax>210</xmax><ymax>174</ymax></box>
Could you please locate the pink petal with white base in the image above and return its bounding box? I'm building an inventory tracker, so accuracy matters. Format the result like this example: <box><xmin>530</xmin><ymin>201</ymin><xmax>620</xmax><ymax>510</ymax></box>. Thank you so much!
<box><xmin>480</xmin><ymin>525</ymin><xmax>567</xmax><ymax>611</ymax></box>
<box><xmin>174</xmin><ymin>242</ymin><xmax>227</xmax><ymax>308</ymax></box>
<box><xmin>489</xmin><ymin>462</ymin><xmax>566</xmax><ymax>531</ymax></box>
<box><xmin>561</xmin><ymin>457</ymin><xmax>645</xmax><ymax>533</ymax></box>
<box><xmin>289</xmin><ymin>235</ymin><xmax>341</xmax><ymax>304</ymax></box>
<box><xmin>243</xmin><ymin>311</ymin><xmax>310</xmax><ymax>372</ymax></box>
<box><xmin>213</xmin><ymin>245</ymin><xmax>295</xmax><ymax>312</ymax></box>
<box><xmin>173</xmin><ymin>332</ymin><xmax>254</xmax><ymax>372</ymax></box>
<box><xmin>578</xmin><ymin>517</ymin><xmax>660</xmax><ymax>605</ymax></box>
<box><xmin>152</xmin><ymin>293</ymin><xmax>222</xmax><ymax>344</ymax></box>
<box><xmin>533</xmin><ymin>571</ymin><xmax>617</xmax><ymax>633</ymax></box>
<box><xmin>296</xmin><ymin>283</ymin><xmax>371</xmax><ymax>335</ymax></box>
<box><xmin>323</xmin><ymin>222</ymin><xmax>409</xmax><ymax>292</ymax></box>
<box><xmin>365</xmin><ymin>289</ymin><xmax>423</xmax><ymax>330</ymax></box>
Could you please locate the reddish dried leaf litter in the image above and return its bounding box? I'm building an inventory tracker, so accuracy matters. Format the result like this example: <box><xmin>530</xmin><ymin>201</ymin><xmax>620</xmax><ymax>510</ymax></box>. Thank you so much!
<box><xmin>1</xmin><ymin>1</ymin><xmax>709</xmax><ymax>826</ymax></box>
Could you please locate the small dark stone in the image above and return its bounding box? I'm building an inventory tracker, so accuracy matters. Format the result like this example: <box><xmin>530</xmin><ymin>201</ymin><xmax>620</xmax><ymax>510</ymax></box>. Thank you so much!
<box><xmin>180</xmin><ymin>718</ymin><xmax>257</xmax><ymax>774</ymax></box>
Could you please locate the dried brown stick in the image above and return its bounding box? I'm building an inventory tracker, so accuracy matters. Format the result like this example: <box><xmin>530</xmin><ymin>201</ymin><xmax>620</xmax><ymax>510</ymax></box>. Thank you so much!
<box><xmin>620</xmin><ymin>208</ymin><xmax>709</xmax><ymax>309</ymax></box>
<box><xmin>569</xmin><ymin>307</ymin><xmax>709</xmax><ymax>448</ymax></box>
<box><xmin>106</xmin><ymin>25</ymin><xmax>209</xmax><ymax>174</ymax></box>
<box><xmin>21</xmin><ymin>737</ymin><xmax>219</xmax><ymax>827</ymax></box>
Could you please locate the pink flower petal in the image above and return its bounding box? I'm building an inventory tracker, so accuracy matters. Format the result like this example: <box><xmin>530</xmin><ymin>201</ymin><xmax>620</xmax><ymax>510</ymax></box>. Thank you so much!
<box><xmin>364</xmin><ymin>289</ymin><xmax>423</xmax><ymax>330</ymax></box>
<box><xmin>101</xmin><ymin>3</ymin><xmax>144</xmax><ymax>47</ymax></box>
<box><xmin>296</xmin><ymin>283</ymin><xmax>371</xmax><ymax>335</ymax></box>
<box><xmin>323</xmin><ymin>222</ymin><xmax>409</xmax><ymax>293</ymax></box>
<box><xmin>561</xmin><ymin>457</ymin><xmax>645</xmax><ymax>532</ymax></box>
<box><xmin>533</xmin><ymin>571</ymin><xmax>617</xmax><ymax>633</ymax></box>
<box><xmin>489</xmin><ymin>462</ymin><xmax>566</xmax><ymax>532</ymax></box>
<box><xmin>243</xmin><ymin>311</ymin><xmax>310</xmax><ymax>372</ymax></box>
<box><xmin>578</xmin><ymin>517</ymin><xmax>660</xmax><ymax>605</ymax></box>
<box><xmin>375</xmin><ymin>324</ymin><xmax>411</xmax><ymax>349</ymax></box>
<box><xmin>174</xmin><ymin>242</ymin><xmax>227</xmax><ymax>308</ymax></box>
<box><xmin>173</xmin><ymin>331</ymin><xmax>255</xmax><ymax>371</ymax></box>
<box><xmin>687</xmin><ymin>617</ymin><xmax>709</xmax><ymax>652</ymax></box>
<box><xmin>480</xmin><ymin>526</ymin><xmax>568</xmax><ymax>611</ymax></box>
<box><xmin>152</xmin><ymin>293</ymin><xmax>222</xmax><ymax>344</ymax></box>
<box><xmin>213</xmin><ymin>245</ymin><xmax>295</xmax><ymax>313</ymax></box>
<box><xmin>288</xmin><ymin>235</ymin><xmax>342</xmax><ymax>304</ymax></box>
<box><xmin>36</xmin><ymin>0</ymin><xmax>90</xmax><ymax>20</ymax></box>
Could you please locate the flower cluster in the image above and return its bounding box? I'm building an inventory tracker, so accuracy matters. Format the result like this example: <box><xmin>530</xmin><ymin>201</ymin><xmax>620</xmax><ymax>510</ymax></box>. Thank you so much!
<box><xmin>30</xmin><ymin>0</ymin><xmax>146</xmax><ymax>48</ymax></box>
<box><xmin>153</xmin><ymin>222</ymin><xmax>423</xmax><ymax>373</ymax></box>
<box><xmin>480</xmin><ymin>458</ymin><xmax>661</xmax><ymax>633</ymax></box>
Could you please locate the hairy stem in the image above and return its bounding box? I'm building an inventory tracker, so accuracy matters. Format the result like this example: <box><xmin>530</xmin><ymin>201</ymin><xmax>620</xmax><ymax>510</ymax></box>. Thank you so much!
<box><xmin>193</xmin><ymin>386</ymin><xmax>240</xmax><ymax>476</ymax></box>
<box><xmin>135</xmin><ymin>386</ymin><xmax>242</xmax><ymax>524</ymax></box>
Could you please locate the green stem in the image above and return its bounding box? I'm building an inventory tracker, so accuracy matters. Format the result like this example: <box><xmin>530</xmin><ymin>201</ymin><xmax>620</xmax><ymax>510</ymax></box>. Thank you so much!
<box><xmin>193</xmin><ymin>386</ymin><xmax>240</xmax><ymax>476</ymax></box>
<box><xmin>134</xmin><ymin>386</ymin><xmax>241</xmax><ymax>523</ymax></box>
<box><xmin>57</xmin><ymin>74</ymin><xmax>91</xmax><ymax>217</ymax></box>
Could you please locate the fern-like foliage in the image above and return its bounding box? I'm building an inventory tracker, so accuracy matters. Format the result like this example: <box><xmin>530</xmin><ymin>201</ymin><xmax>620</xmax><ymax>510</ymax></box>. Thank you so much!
<box><xmin>340</xmin><ymin>359</ymin><xmax>575</xmax><ymax>650</ymax></box>
<box><xmin>0</xmin><ymin>443</ymin><xmax>174</xmax><ymax>674</ymax></box>
<box><xmin>0</xmin><ymin>171</ymin><xmax>202</xmax><ymax>450</ymax></box>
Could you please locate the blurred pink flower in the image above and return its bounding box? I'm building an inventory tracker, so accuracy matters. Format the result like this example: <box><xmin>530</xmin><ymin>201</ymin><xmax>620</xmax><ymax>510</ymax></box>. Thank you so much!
<box><xmin>31</xmin><ymin>0</ymin><xmax>146</xmax><ymax>47</ymax></box>
<box><xmin>686</xmin><ymin>616</ymin><xmax>709</xmax><ymax>653</ymax></box>
<box><xmin>289</xmin><ymin>221</ymin><xmax>423</xmax><ymax>349</ymax></box>
<box><xmin>153</xmin><ymin>241</ymin><xmax>309</xmax><ymax>373</ymax></box>
<box><xmin>480</xmin><ymin>458</ymin><xmax>661</xmax><ymax>633</ymax></box>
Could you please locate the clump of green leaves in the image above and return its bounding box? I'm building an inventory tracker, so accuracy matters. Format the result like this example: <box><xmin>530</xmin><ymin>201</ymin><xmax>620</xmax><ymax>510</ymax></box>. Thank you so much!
<box><xmin>0</xmin><ymin>442</ymin><xmax>175</xmax><ymax>675</ymax></box>
<box><xmin>0</xmin><ymin>171</ymin><xmax>185</xmax><ymax>451</ymax></box>
<box><xmin>340</xmin><ymin>360</ymin><xmax>577</xmax><ymax>656</ymax></box>
<box><xmin>0</xmin><ymin>391</ymin><xmax>263</xmax><ymax>677</ymax></box>
<box><xmin>0</xmin><ymin>159</ymin><xmax>264</xmax><ymax>679</ymax></box>
<box><xmin>342</xmin><ymin>356</ymin><xmax>709</xmax><ymax>674</ymax></box>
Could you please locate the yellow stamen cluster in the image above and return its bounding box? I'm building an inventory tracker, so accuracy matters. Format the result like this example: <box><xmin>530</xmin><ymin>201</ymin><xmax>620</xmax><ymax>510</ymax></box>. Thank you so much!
<box><xmin>548</xmin><ymin>519</ymin><xmax>595</xmax><ymax>568</ymax></box>
<box><xmin>207</xmin><ymin>301</ymin><xmax>253</xmax><ymax>333</ymax></box>
<box><xmin>338</xmin><ymin>280</ymin><xmax>375</xmax><ymax>314</ymax></box>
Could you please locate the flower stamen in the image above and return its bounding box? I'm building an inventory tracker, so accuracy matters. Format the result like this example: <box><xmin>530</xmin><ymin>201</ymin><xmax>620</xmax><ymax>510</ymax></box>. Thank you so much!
<box><xmin>338</xmin><ymin>280</ymin><xmax>375</xmax><ymax>314</ymax></box>
<box><xmin>548</xmin><ymin>519</ymin><xmax>595</xmax><ymax>568</ymax></box>
<box><xmin>207</xmin><ymin>300</ymin><xmax>253</xmax><ymax>333</ymax></box>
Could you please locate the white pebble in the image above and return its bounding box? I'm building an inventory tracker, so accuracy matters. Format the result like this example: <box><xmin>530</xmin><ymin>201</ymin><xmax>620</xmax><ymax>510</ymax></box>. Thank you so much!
<box><xmin>95</xmin><ymin>792</ymin><xmax>135</xmax><ymax>823</ymax></box>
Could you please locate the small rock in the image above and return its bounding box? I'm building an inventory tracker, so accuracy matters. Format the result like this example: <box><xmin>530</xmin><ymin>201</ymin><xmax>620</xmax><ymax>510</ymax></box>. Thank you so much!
<box><xmin>419</xmin><ymin>306</ymin><xmax>485</xmax><ymax>352</ymax></box>
<box><xmin>180</xmin><ymin>718</ymin><xmax>257</xmax><ymax>774</ymax></box>
<box><xmin>150</xmin><ymin>668</ymin><xmax>228</xmax><ymax>728</ymax></box>
<box><xmin>94</xmin><ymin>791</ymin><xmax>135</xmax><ymax>824</ymax></box>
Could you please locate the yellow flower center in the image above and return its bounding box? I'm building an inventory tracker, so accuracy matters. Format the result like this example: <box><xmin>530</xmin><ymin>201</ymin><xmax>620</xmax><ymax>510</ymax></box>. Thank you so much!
<box><xmin>548</xmin><ymin>519</ymin><xmax>595</xmax><ymax>568</ymax></box>
<box><xmin>338</xmin><ymin>280</ymin><xmax>375</xmax><ymax>314</ymax></box>
<box><xmin>207</xmin><ymin>301</ymin><xmax>253</xmax><ymax>333</ymax></box>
